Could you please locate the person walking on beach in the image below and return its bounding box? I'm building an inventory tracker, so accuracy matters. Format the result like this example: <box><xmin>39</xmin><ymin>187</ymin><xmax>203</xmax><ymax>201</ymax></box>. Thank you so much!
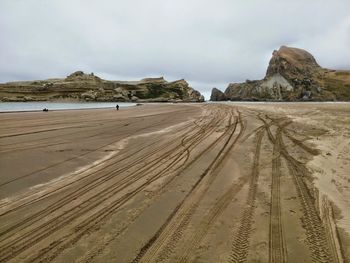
<box><xmin>116</xmin><ymin>104</ymin><xmax>119</xmax><ymax>111</ymax></box>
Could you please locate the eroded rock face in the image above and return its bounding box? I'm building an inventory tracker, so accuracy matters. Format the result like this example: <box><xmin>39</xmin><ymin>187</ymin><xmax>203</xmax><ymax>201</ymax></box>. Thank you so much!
<box><xmin>211</xmin><ymin>46</ymin><xmax>350</xmax><ymax>101</ymax></box>
<box><xmin>266</xmin><ymin>46</ymin><xmax>321</xmax><ymax>80</ymax></box>
<box><xmin>210</xmin><ymin>88</ymin><xmax>226</xmax><ymax>101</ymax></box>
<box><xmin>0</xmin><ymin>72</ymin><xmax>204</xmax><ymax>102</ymax></box>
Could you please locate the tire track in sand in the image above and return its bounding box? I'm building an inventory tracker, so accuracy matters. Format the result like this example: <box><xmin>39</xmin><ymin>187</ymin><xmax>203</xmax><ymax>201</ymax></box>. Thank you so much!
<box><xmin>262</xmin><ymin>115</ymin><xmax>340</xmax><ymax>263</ymax></box>
<box><xmin>0</xmin><ymin>118</ymin><xmax>171</xmax><ymax>189</ymax></box>
<box><xmin>228</xmin><ymin>127</ymin><xmax>264</xmax><ymax>263</ymax></box>
<box><xmin>175</xmin><ymin>113</ymin><xmax>247</xmax><ymax>263</ymax></box>
<box><xmin>77</xmin><ymin>109</ymin><xmax>235</xmax><ymax>263</ymax></box>
<box><xmin>0</xmin><ymin>118</ymin><xmax>198</xmax><ymax>213</ymax></box>
<box><xmin>176</xmin><ymin>180</ymin><xmax>246</xmax><ymax>263</ymax></box>
<box><xmin>0</xmin><ymin>120</ymin><xmax>196</xmax><ymax>235</ymax></box>
<box><xmin>0</xmin><ymin>114</ymin><xmax>218</xmax><ymax>262</ymax></box>
<box><xmin>269</xmin><ymin>127</ymin><xmax>287</xmax><ymax>263</ymax></box>
<box><xmin>28</xmin><ymin>108</ymin><xmax>232</xmax><ymax>263</ymax></box>
<box><xmin>131</xmin><ymin>110</ymin><xmax>243</xmax><ymax>263</ymax></box>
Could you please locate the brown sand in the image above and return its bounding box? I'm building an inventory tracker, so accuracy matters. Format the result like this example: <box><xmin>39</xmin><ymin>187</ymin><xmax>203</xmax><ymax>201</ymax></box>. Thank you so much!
<box><xmin>0</xmin><ymin>102</ymin><xmax>349</xmax><ymax>262</ymax></box>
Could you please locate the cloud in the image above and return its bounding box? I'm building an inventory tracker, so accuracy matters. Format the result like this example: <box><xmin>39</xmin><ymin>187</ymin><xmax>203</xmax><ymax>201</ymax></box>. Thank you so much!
<box><xmin>1</xmin><ymin>0</ymin><xmax>349</xmax><ymax>99</ymax></box>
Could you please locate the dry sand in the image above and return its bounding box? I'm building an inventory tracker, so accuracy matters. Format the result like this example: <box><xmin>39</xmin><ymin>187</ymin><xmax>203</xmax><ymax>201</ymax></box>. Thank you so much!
<box><xmin>0</xmin><ymin>102</ymin><xmax>349</xmax><ymax>263</ymax></box>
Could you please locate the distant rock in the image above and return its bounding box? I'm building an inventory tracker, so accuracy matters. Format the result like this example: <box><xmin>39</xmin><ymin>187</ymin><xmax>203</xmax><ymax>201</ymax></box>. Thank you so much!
<box><xmin>210</xmin><ymin>88</ymin><xmax>226</xmax><ymax>101</ymax></box>
<box><xmin>211</xmin><ymin>46</ymin><xmax>350</xmax><ymax>101</ymax></box>
<box><xmin>0</xmin><ymin>71</ymin><xmax>204</xmax><ymax>103</ymax></box>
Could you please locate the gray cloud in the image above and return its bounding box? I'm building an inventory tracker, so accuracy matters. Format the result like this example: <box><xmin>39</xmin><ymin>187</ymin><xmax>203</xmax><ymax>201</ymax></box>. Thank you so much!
<box><xmin>1</xmin><ymin>0</ymin><xmax>349</xmax><ymax>99</ymax></box>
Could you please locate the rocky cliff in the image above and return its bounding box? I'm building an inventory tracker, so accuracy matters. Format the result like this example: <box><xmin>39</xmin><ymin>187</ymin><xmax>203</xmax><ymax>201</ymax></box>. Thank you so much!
<box><xmin>211</xmin><ymin>46</ymin><xmax>350</xmax><ymax>101</ymax></box>
<box><xmin>0</xmin><ymin>71</ymin><xmax>204</xmax><ymax>102</ymax></box>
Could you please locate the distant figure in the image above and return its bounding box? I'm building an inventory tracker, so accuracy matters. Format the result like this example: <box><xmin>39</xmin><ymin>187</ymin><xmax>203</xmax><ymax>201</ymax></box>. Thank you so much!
<box><xmin>43</xmin><ymin>108</ymin><xmax>48</xmax><ymax>112</ymax></box>
<box><xmin>116</xmin><ymin>104</ymin><xmax>119</xmax><ymax>111</ymax></box>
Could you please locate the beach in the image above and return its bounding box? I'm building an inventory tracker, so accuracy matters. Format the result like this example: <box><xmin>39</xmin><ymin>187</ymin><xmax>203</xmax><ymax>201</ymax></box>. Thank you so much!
<box><xmin>0</xmin><ymin>102</ymin><xmax>349</xmax><ymax>262</ymax></box>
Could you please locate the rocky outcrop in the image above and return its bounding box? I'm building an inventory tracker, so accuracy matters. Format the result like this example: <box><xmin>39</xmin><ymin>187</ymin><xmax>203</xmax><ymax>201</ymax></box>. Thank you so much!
<box><xmin>266</xmin><ymin>46</ymin><xmax>322</xmax><ymax>80</ymax></box>
<box><xmin>210</xmin><ymin>88</ymin><xmax>226</xmax><ymax>101</ymax></box>
<box><xmin>211</xmin><ymin>46</ymin><xmax>350</xmax><ymax>101</ymax></box>
<box><xmin>0</xmin><ymin>72</ymin><xmax>204</xmax><ymax>102</ymax></box>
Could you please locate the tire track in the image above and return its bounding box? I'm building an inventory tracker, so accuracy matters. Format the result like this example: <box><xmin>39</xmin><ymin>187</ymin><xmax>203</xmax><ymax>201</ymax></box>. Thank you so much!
<box><xmin>0</xmin><ymin>108</ymin><xmax>225</xmax><ymax>262</ymax></box>
<box><xmin>0</xmin><ymin>125</ymin><xmax>87</xmax><ymax>139</ymax></box>
<box><xmin>0</xmin><ymin>109</ymin><xmax>206</xmax><ymax>194</ymax></box>
<box><xmin>26</xmin><ymin>108</ymin><xmax>232</xmax><ymax>263</ymax></box>
<box><xmin>0</xmin><ymin>123</ymin><xmax>126</xmax><ymax>154</ymax></box>
<box><xmin>0</xmin><ymin>110</ymin><xmax>209</xmax><ymax>214</ymax></box>
<box><xmin>76</xmin><ymin>109</ymin><xmax>235</xmax><ymax>263</ymax></box>
<box><xmin>269</xmin><ymin>127</ymin><xmax>287</xmax><ymax>263</ymax></box>
<box><xmin>282</xmin><ymin>130</ymin><xmax>320</xmax><ymax>156</ymax></box>
<box><xmin>229</xmin><ymin>128</ymin><xmax>264</xmax><ymax>263</ymax></box>
<box><xmin>131</xmin><ymin>111</ymin><xmax>238</xmax><ymax>263</ymax></box>
<box><xmin>0</xmin><ymin>109</ymin><xmax>201</xmax><ymax>154</ymax></box>
<box><xmin>265</xmin><ymin>114</ymin><xmax>320</xmax><ymax>156</ymax></box>
<box><xmin>132</xmin><ymin>110</ymin><xmax>244</xmax><ymax>263</ymax></box>
<box><xmin>0</xmin><ymin>107</ymin><xmax>202</xmax><ymax>139</ymax></box>
<box><xmin>285</xmin><ymin>152</ymin><xmax>337</xmax><ymax>263</ymax></box>
<box><xmin>0</xmin><ymin>108</ymin><xmax>204</xmax><ymax>187</ymax></box>
<box><xmin>176</xmin><ymin>113</ymin><xmax>247</xmax><ymax>262</ymax></box>
<box><xmin>0</xmin><ymin>118</ymin><xmax>211</xmax><ymax>261</ymax></box>
<box><xmin>148</xmin><ymin>113</ymin><xmax>241</xmax><ymax>263</ymax></box>
<box><xmin>177</xmin><ymin>179</ymin><xmax>246</xmax><ymax>263</ymax></box>
<box><xmin>0</xmin><ymin>119</ymin><xmax>194</xmax><ymax>213</ymax></box>
<box><xmin>0</xmin><ymin>118</ymin><xmax>171</xmax><ymax>188</ymax></box>
<box><xmin>262</xmin><ymin>115</ymin><xmax>339</xmax><ymax>263</ymax></box>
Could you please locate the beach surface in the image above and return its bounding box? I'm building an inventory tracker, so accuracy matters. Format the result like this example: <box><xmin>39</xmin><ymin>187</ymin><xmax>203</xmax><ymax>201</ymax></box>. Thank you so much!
<box><xmin>0</xmin><ymin>102</ymin><xmax>349</xmax><ymax>262</ymax></box>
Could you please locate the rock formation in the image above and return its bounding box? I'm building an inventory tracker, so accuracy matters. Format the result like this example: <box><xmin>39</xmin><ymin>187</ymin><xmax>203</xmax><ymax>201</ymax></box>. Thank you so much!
<box><xmin>210</xmin><ymin>88</ymin><xmax>226</xmax><ymax>101</ymax></box>
<box><xmin>0</xmin><ymin>72</ymin><xmax>204</xmax><ymax>102</ymax></box>
<box><xmin>211</xmin><ymin>46</ymin><xmax>350</xmax><ymax>101</ymax></box>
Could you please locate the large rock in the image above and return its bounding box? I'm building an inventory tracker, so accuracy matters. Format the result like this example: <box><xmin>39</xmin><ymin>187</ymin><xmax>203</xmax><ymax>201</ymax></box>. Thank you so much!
<box><xmin>213</xmin><ymin>46</ymin><xmax>350</xmax><ymax>101</ymax></box>
<box><xmin>210</xmin><ymin>88</ymin><xmax>226</xmax><ymax>101</ymax></box>
<box><xmin>266</xmin><ymin>46</ymin><xmax>322</xmax><ymax>80</ymax></box>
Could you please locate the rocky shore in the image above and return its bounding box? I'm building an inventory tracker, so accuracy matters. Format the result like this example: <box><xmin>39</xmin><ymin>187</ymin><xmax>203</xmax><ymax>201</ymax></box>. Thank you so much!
<box><xmin>211</xmin><ymin>46</ymin><xmax>350</xmax><ymax>101</ymax></box>
<box><xmin>0</xmin><ymin>71</ymin><xmax>204</xmax><ymax>102</ymax></box>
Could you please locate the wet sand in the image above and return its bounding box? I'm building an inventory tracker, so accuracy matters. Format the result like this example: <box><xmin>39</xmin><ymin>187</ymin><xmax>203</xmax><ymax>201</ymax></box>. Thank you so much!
<box><xmin>0</xmin><ymin>102</ymin><xmax>349</xmax><ymax>262</ymax></box>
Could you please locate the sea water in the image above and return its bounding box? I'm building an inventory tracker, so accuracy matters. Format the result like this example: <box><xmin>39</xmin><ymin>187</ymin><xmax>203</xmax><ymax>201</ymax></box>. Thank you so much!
<box><xmin>0</xmin><ymin>102</ymin><xmax>136</xmax><ymax>112</ymax></box>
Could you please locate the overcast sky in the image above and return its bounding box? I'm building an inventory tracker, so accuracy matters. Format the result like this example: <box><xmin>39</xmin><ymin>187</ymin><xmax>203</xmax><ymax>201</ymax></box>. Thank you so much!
<box><xmin>1</xmin><ymin>0</ymin><xmax>349</xmax><ymax>99</ymax></box>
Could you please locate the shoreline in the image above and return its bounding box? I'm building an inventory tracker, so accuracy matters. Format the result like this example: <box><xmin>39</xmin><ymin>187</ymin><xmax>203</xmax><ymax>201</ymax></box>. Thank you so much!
<box><xmin>0</xmin><ymin>102</ymin><xmax>138</xmax><ymax>113</ymax></box>
<box><xmin>2</xmin><ymin>100</ymin><xmax>350</xmax><ymax>113</ymax></box>
<box><xmin>0</xmin><ymin>101</ymin><xmax>206</xmax><ymax>113</ymax></box>
<box><xmin>0</xmin><ymin>106</ymin><xmax>128</xmax><ymax>114</ymax></box>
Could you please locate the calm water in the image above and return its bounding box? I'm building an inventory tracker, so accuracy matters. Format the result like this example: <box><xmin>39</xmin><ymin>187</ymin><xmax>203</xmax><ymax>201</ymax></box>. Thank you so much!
<box><xmin>0</xmin><ymin>102</ymin><xmax>136</xmax><ymax>112</ymax></box>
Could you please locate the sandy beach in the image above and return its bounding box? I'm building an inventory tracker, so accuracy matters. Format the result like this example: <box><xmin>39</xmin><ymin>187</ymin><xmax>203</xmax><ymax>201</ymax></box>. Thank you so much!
<box><xmin>0</xmin><ymin>102</ymin><xmax>349</xmax><ymax>262</ymax></box>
